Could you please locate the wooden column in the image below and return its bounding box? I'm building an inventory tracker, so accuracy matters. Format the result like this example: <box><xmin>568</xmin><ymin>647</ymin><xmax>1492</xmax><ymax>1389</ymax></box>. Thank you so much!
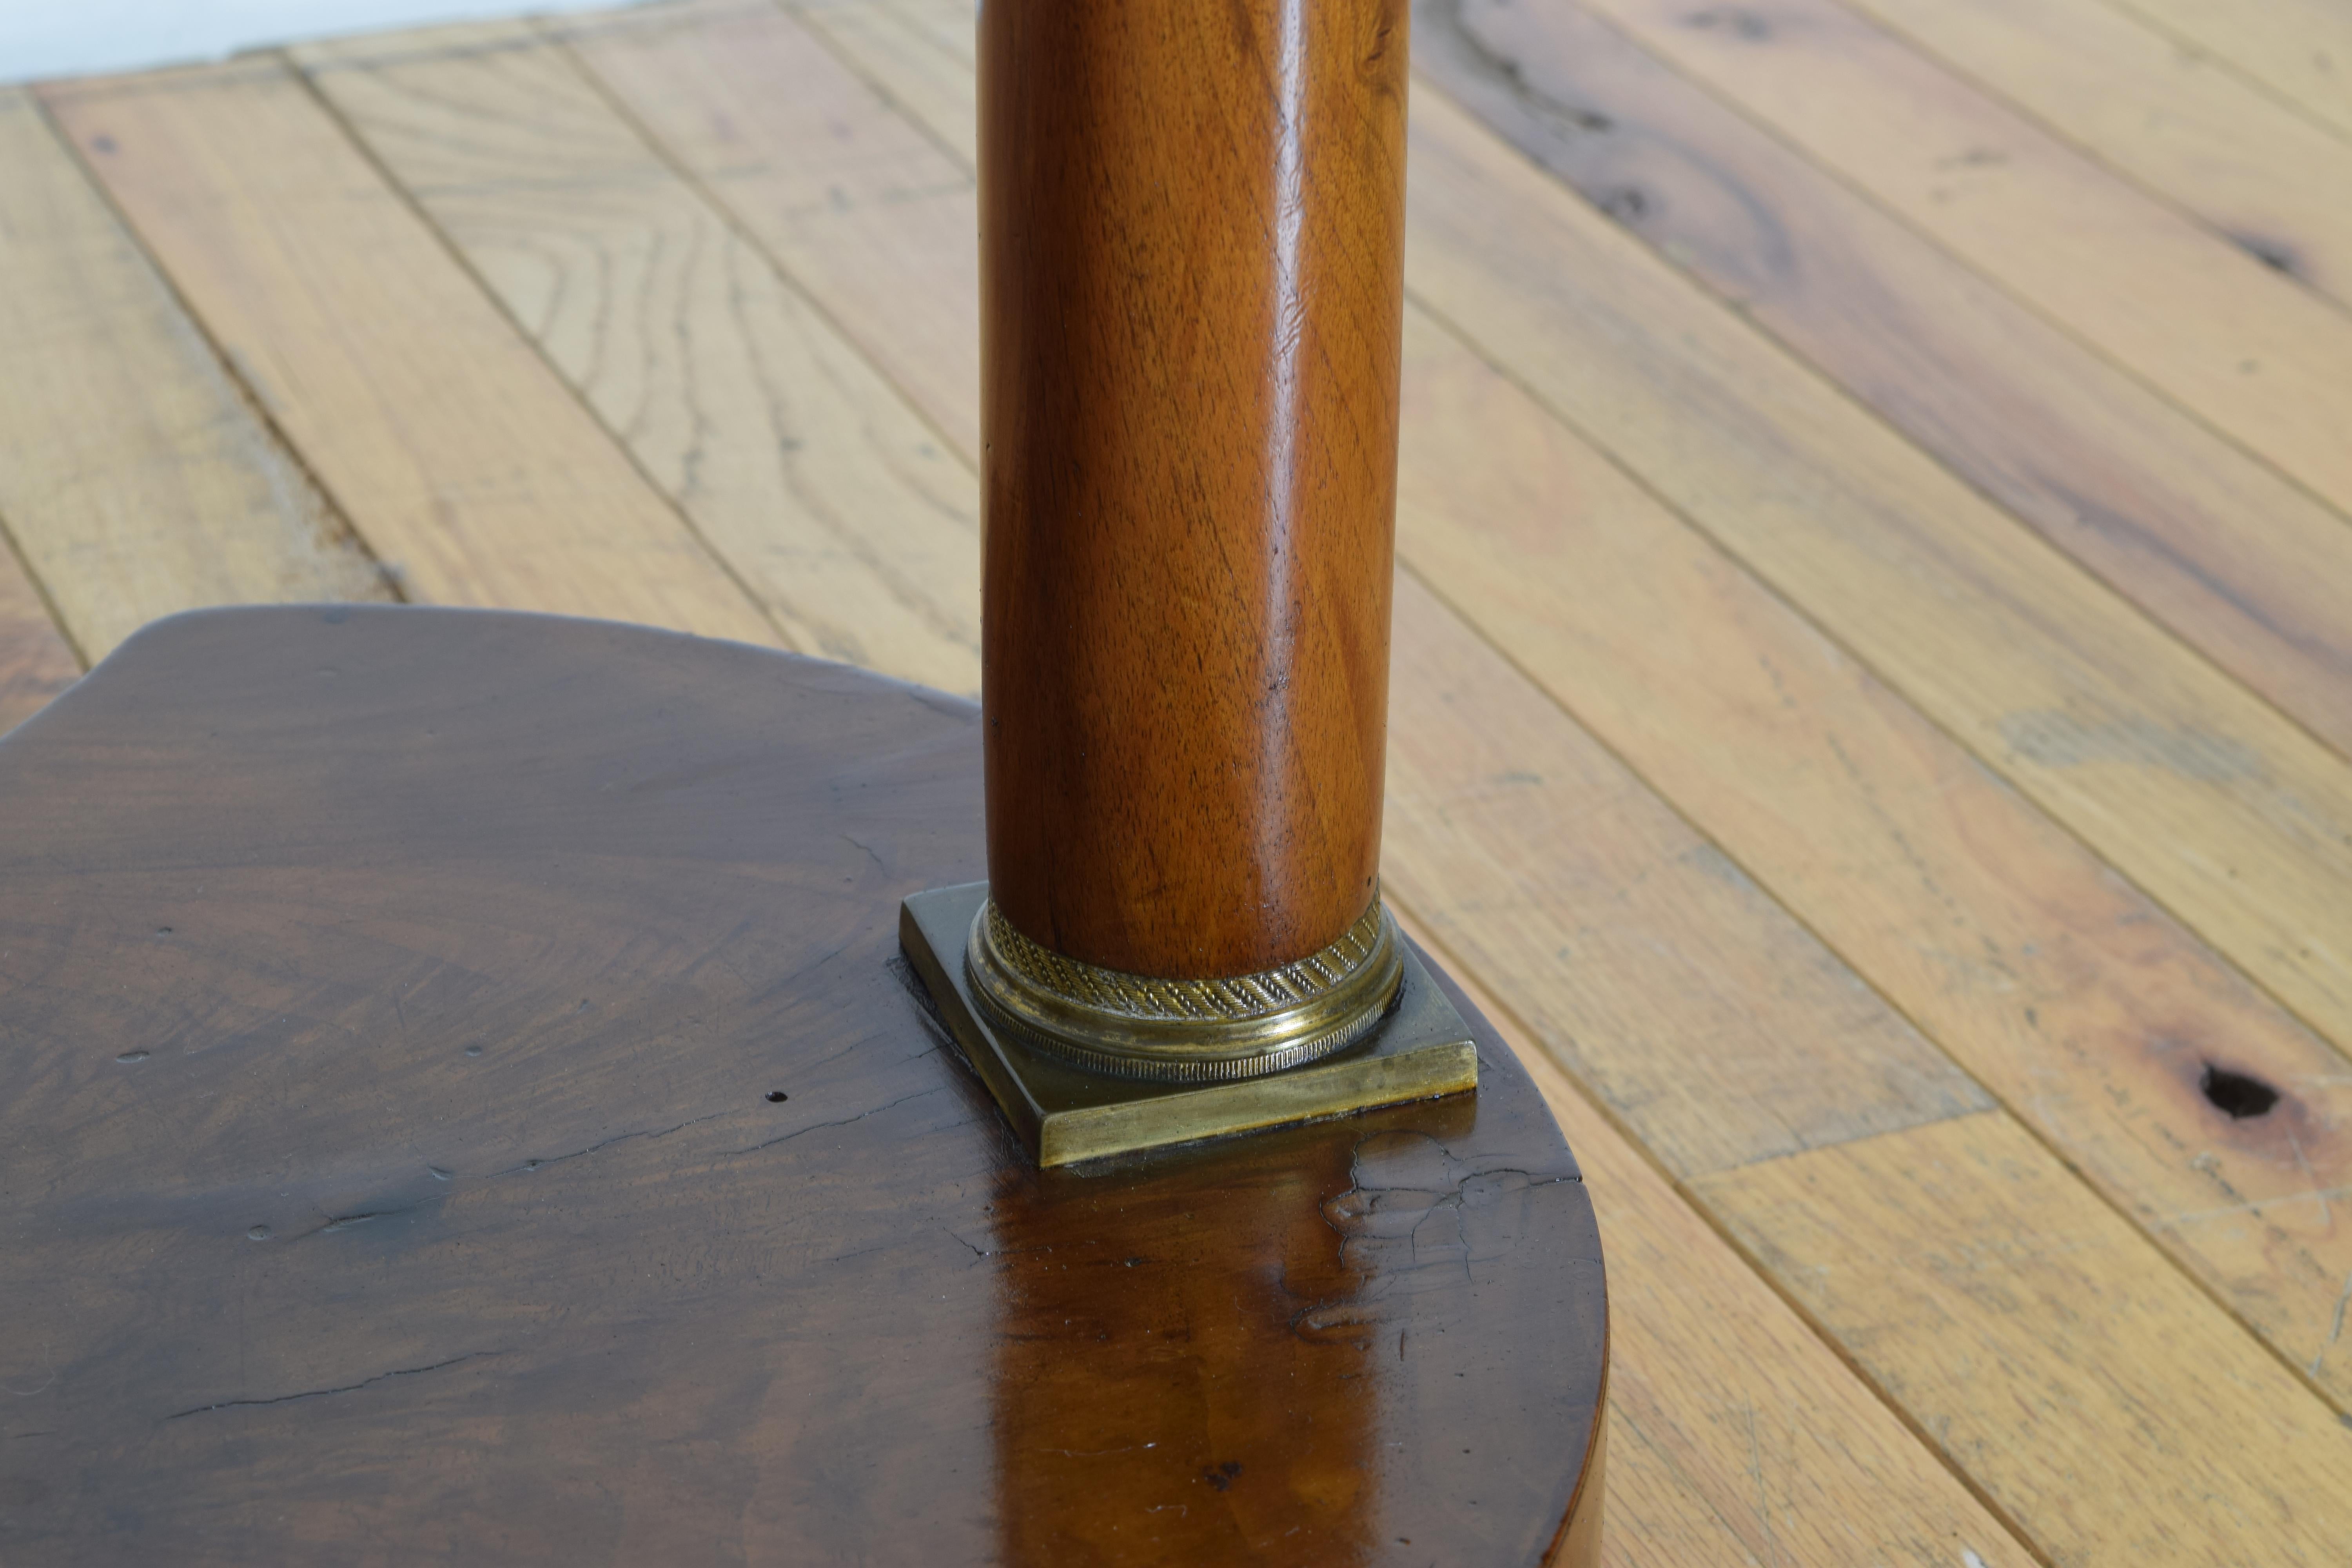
<box><xmin>978</xmin><ymin>0</ymin><xmax>1409</xmax><ymax>983</ymax></box>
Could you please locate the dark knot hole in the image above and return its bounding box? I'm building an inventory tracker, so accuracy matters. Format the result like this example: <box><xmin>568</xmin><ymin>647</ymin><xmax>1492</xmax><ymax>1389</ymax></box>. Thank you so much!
<box><xmin>2200</xmin><ymin>1064</ymin><xmax>2279</xmax><ymax>1120</ymax></box>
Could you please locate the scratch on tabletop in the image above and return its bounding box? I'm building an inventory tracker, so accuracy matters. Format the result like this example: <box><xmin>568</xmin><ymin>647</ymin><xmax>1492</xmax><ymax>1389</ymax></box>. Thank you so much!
<box><xmin>497</xmin><ymin>1109</ymin><xmax>728</xmax><ymax>1176</ymax></box>
<box><xmin>3</xmin><ymin>1343</ymin><xmax>56</xmax><ymax>1397</ymax></box>
<box><xmin>166</xmin><ymin>1352</ymin><xmax>504</xmax><ymax>1421</ymax></box>
<box><xmin>719</xmin><ymin>1085</ymin><xmax>946</xmax><ymax>1158</ymax></box>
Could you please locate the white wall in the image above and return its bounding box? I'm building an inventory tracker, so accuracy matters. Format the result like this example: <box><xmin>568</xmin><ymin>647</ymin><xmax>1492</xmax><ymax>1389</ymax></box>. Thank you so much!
<box><xmin>0</xmin><ymin>0</ymin><xmax>625</xmax><ymax>83</ymax></box>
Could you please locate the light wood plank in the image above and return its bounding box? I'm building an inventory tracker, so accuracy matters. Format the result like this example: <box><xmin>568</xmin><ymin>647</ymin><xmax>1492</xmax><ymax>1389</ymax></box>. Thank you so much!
<box><xmin>1696</xmin><ymin>1111</ymin><xmax>2352</xmax><ymax>1565</ymax></box>
<box><xmin>1570</xmin><ymin>0</ymin><xmax>2352</xmax><ymax>529</ymax></box>
<box><xmin>1402</xmin><ymin>84</ymin><xmax>2352</xmax><ymax>1096</ymax></box>
<box><xmin>1391</xmin><ymin>907</ymin><xmax>2037</xmax><ymax>1568</ymax></box>
<box><xmin>1842</xmin><ymin>0</ymin><xmax>2352</xmax><ymax>305</ymax></box>
<box><xmin>1385</xmin><ymin>573</ymin><xmax>1989</xmax><ymax>1177</ymax></box>
<box><xmin>0</xmin><ymin>542</ymin><xmax>78</xmax><ymax>737</ymax></box>
<box><xmin>795</xmin><ymin>0</ymin><xmax>977</xmax><ymax>151</ymax></box>
<box><xmin>559</xmin><ymin>0</ymin><xmax>982</xmax><ymax>463</ymax></box>
<box><xmin>1392</xmin><ymin>303</ymin><xmax>2352</xmax><ymax>1409</ymax></box>
<box><xmin>2104</xmin><ymin>0</ymin><xmax>2352</xmax><ymax>143</ymax></box>
<box><xmin>809</xmin><ymin>0</ymin><xmax>2352</xmax><ymax>1408</ymax></box>
<box><xmin>295</xmin><ymin>24</ymin><xmax>981</xmax><ymax>695</ymax></box>
<box><xmin>0</xmin><ymin>88</ymin><xmax>389</xmax><ymax>660</ymax></box>
<box><xmin>38</xmin><ymin>63</ymin><xmax>778</xmax><ymax>645</ymax></box>
<box><xmin>1416</xmin><ymin>0</ymin><xmax>2352</xmax><ymax>761</ymax></box>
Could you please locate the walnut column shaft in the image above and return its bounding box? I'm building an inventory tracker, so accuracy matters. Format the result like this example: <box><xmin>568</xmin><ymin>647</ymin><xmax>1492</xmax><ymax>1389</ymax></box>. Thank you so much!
<box><xmin>979</xmin><ymin>0</ymin><xmax>1409</xmax><ymax>981</ymax></box>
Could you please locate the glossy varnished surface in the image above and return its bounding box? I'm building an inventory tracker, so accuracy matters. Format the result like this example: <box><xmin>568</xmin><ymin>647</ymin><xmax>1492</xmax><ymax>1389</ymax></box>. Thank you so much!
<box><xmin>979</xmin><ymin>0</ymin><xmax>1407</xmax><ymax>978</ymax></box>
<box><xmin>0</xmin><ymin>607</ymin><xmax>1603</xmax><ymax>1564</ymax></box>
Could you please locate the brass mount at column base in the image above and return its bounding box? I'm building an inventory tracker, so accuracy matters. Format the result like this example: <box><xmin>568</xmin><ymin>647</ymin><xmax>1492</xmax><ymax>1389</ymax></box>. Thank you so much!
<box><xmin>899</xmin><ymin>881</ymin><xmax>1479</xmax><ymax>1166</ymax></box>
<box><xmin>964</xmin><ymin>889</ymin><xmax>1405</xmax><ymax>1082</ymax></box>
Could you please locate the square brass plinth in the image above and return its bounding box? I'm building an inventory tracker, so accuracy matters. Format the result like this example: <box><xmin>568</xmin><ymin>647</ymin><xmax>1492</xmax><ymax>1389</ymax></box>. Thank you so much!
<box><xmin>899</xmin><ymin>882</ymin><xmax>1479</xmax><ymax>1166</ymax></box>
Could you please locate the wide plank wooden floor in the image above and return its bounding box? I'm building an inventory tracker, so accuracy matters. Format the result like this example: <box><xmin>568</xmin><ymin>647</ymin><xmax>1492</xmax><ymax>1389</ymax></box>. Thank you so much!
<box><xmin>6</xmin><ymin>0</ymin><xmax>2352</xmax><ymax>1560</ymax></box>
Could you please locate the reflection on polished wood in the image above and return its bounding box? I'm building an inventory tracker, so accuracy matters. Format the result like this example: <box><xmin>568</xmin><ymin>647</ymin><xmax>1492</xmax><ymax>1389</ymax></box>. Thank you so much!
<box><xmin>0</xmin><ymin>607</ymin><xmax>1605</xmax><ymax>1563</ymax></box>
<box><xmin>979</xmin><ymin>0</ymin><xmax>1408</xmax><ymax>980</ymax></box>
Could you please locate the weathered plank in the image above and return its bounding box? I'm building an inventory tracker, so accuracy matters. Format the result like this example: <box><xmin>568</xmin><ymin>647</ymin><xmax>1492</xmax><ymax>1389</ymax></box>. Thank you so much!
<box><xmin>296</xmin><ymin>24</ymin><xmax>981</xmax><ymax>695</ymax></box>
<box><xmin>1385</xmin><ymin>572</ymin><xmax>1989</xmax><ymax>1176</ymax></box>
<box><xmin>799</xmin><ymin>0</ymin><xmax>2352</xmax><ymax>1411</ymax></box>
<box><xmin>2103</xmin><ymin>0</ymin><xmax>2352</xmax><ymax>143</ymax></box>
<box><xmin>1414</xmin><ymin>0</ymin><xmax>2352</xmax><ymax>760</ymax></box>
<box><xmin>795</xmin><ymin>0</ymin><xmax>978</xmax><ymax>151</ymax></box>
<box><xmin>1402</xmin><ymin>83</ymin><xmax>2352</xmax><ymax>1087</ymax></box>
<box><xmin>1697</xmin><ymin>1112</ymin><xmax>2352</xmax><ymax>1565</ymax></box>
<box><xmin>1843</xmin><ymin>0</ymin><xmax>2352</xmax><ymax>306</ymax></box>
<box><xmin>0</xmin><ymin>88</ymin><xmax>388</xmax><ymax>660</ymax></box>
<box><xmin>1392</xmin><ymin>906</ymin><xmax>2036</xmax><ymax>1568</ymax></box>
<box><xmin>559</xmin><ymin>0</ymin><xmax>982</xmax><ymax>462</ymax></box>
<box><xmin>1569</xmin><ymin>0</ymin><xmax>2352</xmax><ymax>528</ymax></box>
<box><xmin>39</xmin><ymin>64</ymin><xmax>778</xmax><ymax>644</ymax></box>
<box><xmin>1388</xmin><ymin>300</ymin><xmax>2352</xmax><ymax>1408</ymax></box>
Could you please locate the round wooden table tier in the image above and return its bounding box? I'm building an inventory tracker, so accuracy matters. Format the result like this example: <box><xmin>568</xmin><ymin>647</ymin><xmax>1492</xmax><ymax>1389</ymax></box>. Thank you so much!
<box><xmin>0</xmin><ymin>607</ymin><xmax>1604</xmax><ymax>1565</ymax></box>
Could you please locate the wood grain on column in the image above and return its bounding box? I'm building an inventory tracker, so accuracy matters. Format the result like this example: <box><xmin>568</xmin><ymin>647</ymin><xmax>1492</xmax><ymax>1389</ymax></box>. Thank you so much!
<box><xmin>979</xmin><ymin>0</ymin><xmax>1407</xmax><ymax>980</ymax></box>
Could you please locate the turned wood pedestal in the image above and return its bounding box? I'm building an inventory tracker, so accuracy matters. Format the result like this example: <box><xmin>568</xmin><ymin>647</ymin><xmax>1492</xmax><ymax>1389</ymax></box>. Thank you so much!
<box><xmin>0</xmin><ymin>607</ymin><xmax>1606</xmax><ymax>1565</ymax></box>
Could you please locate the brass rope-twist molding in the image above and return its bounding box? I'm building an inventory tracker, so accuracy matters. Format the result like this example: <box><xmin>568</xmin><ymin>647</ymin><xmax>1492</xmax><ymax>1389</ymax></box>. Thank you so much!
<box><xmin>965</xmin><ymin>891</ymin><xmax>1406</xmax><ymax>1082</ymax></box>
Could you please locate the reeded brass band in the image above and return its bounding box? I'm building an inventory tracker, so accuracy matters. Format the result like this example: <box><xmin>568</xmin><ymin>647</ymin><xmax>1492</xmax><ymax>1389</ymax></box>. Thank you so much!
<box><xmin>964</xmin><ymin>891</ymin><xmax>1405</xmax><ymax>1082</ymax></box>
